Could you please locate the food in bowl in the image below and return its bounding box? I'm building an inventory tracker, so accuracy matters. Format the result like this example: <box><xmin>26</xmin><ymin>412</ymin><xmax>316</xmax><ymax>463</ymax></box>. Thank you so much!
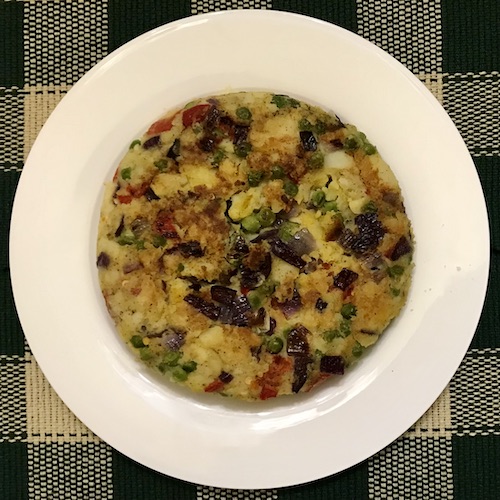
<box><xmin>96</xmin><ymin>91</ymin><xmax>413</xmax><ymax>401</ymax></box>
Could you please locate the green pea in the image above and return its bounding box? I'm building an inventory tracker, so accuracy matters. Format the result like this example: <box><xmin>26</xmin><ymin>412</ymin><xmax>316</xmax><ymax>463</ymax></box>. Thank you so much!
<box><xmin>135</xmin><ymin>239</ymin><xmax>145</xmax><ymax>250</ymax></box>
<box><xmin>241</xmin><ymin>214</ymin><xmax>261</xmax><ymax>233</ymax></box>
<box><xmin>341</xmin><ymin>303</ymin><xmax>357</xmax><ymax>319</ymax></box>
<box><xmin>121</xmin><ymin>167</ymin><xmax>132</xmax><ymax>180</ymax></box>
<box><xmin>177</xmin><ymin>263</ymin><xmax>185</xmax><ymax>273</ymax></box>
<box><xmin>152</xmin><ymin>235</ymin><xmax>167</xmax><ymax>248</ymax></box>
<box><xmin>314</xmin><ymin>120</ymin><xmax>327</xmax><ymax>135</ymax></box>
<box><xmin>352</xmin><ymin>342</ymin><xmax>364</xmax><ymax>358</ymax></box>
<box><xmin>339</xmin><ymin>319</ymin><xmax>352</xmax><ymax>337</ymax></box>
<box><xmin>182</xmin><ymin>360</ymin><xmax>197</xmax><ymax>373</ymax></box>
<box><xmin>271</xmin><ymin>165</ymin><xmax>285</xmax><ymax>179</ymax></box>
<box><xmin>278</xmin><ymin>221</ymin><xmax>300</xmax><ymax>242</ymax></box>
<box><xmin>235</xmin><ymin>141</ymin><xmax>252</xmax><ymax>158</ymax></box>
<box><xmin>116</xmin><ymin>230</ymin><xmax>136</xmax><ymax>246</ymax></box>
<box><xmin>171</xmin><ymin>366</ymin><xmax>188</xmax><ymax>382</ymax></box>
<box><xmin>307</xmin><ymin>151</ymin><xmax>324</xmax><ymax>169</ymax></box>
<box><xmin>247</xmin><ymin>291</ymin><xmax>262</xmax><ymax>309</ymax></box>
<box><xmin>236</xmin><ymin>107</ymin><xmax>252</xmax><ymax>121</ymax></box>
<box><xmin>322</xmin><ymin>200</ymin><xmax>338</xmax><ymax>212</ymax></box>
<box><xmin>129</xmin><ymin>139</ymin><xmax>141</xmax><ymax>149</ymax></box>
<box><xmin>130</xmin><ymin>335</ymin><xmax>145</xmax><ymax>348</ymax></box>
<box><xmin>299</xmin><ymin>118</ymin><xmax>313</xmax><ymax>131</ymax></box>
<box><xmin>154</xmin><ymin>159</ymin><xmax>169</xmax><ymax>172</ymax></box>
<box><xmin>283</xmin><ymin>180</ymin><xmax>298</xmax><ymax>197</ymax></box>
<box><xmin>139</xmin><ymin>347</ymin><xmax>153</xmax><ymax>361</ymax></box>
<box><xmin>271</xmin><ymin>94</ymin><xmax>300</xmax><ymax>109</ymax></box>
<box><xmin>323</xmin><ymin>329</ymin><xmax>342</xmax><ymax>342</ymax></box>
<box><xmin>344</xmin><ymin>136</ymin><xmax>360</xmax><ymax>151</ymax></box>
<box><xmin>387</xmin><ymin>265</ymin><xmax>404</xmax><ymax>278</ymax></box>
<box><xmin>162</xmin><ymin>351</ymin><xmax>182</xmax><ymax>367</ymax></box>
<box><xmin>363</xmin><ymin>143</ymin><xmax>377</xmax><ymax>155</ymax></box>
<box><xmin>362</xmin><ymin>200</ymin><xmax>378</xmax><ymax>213</ymax></box>
<box><xmin>391</xmin><ymin>287</ymin><xmax>401</xmax><ymax>297</ymax></box>
<box><xmin>256</xmin><ymin>208</ymin><xmax>276</xmax><ymax>227</ymax></box>
<box><xmin>267</xmin><ymin>336</ymin><xmax>284</xmax><ymax>354</ymax></box>
<box><xmin>311</xmin><ymin>189</ymin><xmax>326</xmax><ymax>208</ymax></box>
<box><xmin>212</xmin><ymin>149</ymin><xmax>226</xmax><ymax>166</ymax></box>
<box><xmin>248</xmin><ymin>170</ymin><xmax>264</xmax><ymax>187</ymax></box>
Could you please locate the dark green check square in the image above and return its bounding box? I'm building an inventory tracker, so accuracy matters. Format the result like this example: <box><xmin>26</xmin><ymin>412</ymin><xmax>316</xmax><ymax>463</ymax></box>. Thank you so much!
<box><xmin>273</xmin><ymin>0</ymin><xmax>357</xmax><ymax>32</ymax></box>
<box><xmin>0</xmin><ymin>171</ymin><xmax>24</xmax><ymax>355</ymax></box>
<box><xmin>280</xmin><ymin>462</ymin><xmax>368</xmax><ymax>499</ymax></box>
<box><xmin>453</xmin><ymin>435</ymin><xmax>500</xmax><ymax>500</ymax></box>
<box><xmin>112</xmin><ymin>449</ymin><xmax>196</xmax><ymax>500</ymax></box>
<box><xmin>0</xmin><ymin>442</ymin><xmax>28</xmax><ymax>500</ymax></box>
<box><xmin>107</xmin><ymin>0</ymin><xmax>192</xmax><ymax>52</ymax></box>
<box><xmin>0</xmin><ymin>2</ymin><xmax>24</xmax><ymax>87</ymax></box>
<box><xmin>441</xmin><ymin>0</ymin><xmax>500</xmax><ymax>73</ymax></box>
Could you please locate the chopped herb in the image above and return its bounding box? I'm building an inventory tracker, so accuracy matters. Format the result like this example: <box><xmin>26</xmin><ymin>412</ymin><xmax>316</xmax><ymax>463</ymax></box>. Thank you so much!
<box><xmin>116</xmin><ymin>230</ymin><xmax>136</xmax><ymax>246</ymax></box>
<box><xmin>135</xmin><ymin>239</ymin><xmax>145</xmax><ymax>250</ymax></box>
<box><xmin>177</xmin><ymin>263</ymin><xmax>185</xmax><ymax>273</ymax></box>
<box><xmin>271</xmin><ymin>94</ymin><xmax>300</xmax><ymax>109</ymax></box>
<box><xmin>339</xmin><ymin>319</ymin><xmax>352</xmax><ymax>337</ymax></box>
<box><xmin>341</xmin><ymin>303</ymin><xmax>357</xmax><ymax>319</ymax></box>
<box><xmin>344</xmin><ymin>135</ymin><xmax>360</xmax><ymax>151</ymax></box>
<box><xmin>236</xmin><ymin>107</ymin><xmax>252</xmax><ymax>121</ymax></box>
<box><xmin>323</xmin><ymin>329</ymin><xmax>342</xmax><ymax>341</ymax></box>
<box><xmin>248</xmin><ymin>170</ymin><xmax>264</xmax><ymax>187</ymax></box>
<box><xmin>314</xmin><ymin>120</ymin><xmax>327</xmax><ymax>135</ymax></box>
<box><xmin>120</xmin><ymin>167</ymin><xmax>132</xmax><ymax>180</ymax></box>
<box><xmin>129</xmin><ymin>139</ymin><xmax>141</xmax><ymax>149</ymax></box>
<box><xmin>391</xmin><ymin>287</ymin><xmax>401</xmax><ymax>297</ymax></box>
<box><xmin>130</xmin><ymin>335</ymin><xmax>145</xmax><ymax>348</ymax></box>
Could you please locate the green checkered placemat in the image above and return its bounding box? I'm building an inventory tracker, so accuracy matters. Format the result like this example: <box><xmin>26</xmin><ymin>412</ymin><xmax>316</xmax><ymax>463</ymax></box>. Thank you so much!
<box><xmin>1</xmin><ymin>1</ymin><xmax>499</xmax><ymax>499</ymax></box>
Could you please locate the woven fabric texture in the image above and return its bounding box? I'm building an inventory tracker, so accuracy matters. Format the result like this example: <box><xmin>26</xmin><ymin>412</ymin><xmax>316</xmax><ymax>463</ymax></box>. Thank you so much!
<box><xmin>1</xmin><ymin>1</ymin><xmax>499</xmax><ymax>499</ymax></box>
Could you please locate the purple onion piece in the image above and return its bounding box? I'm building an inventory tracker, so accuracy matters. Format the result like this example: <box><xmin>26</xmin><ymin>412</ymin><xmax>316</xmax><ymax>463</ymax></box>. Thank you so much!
<box><xmin>389</xmin><ymin>236</ymin><xmax>412</xmax><ymax>261</ymax></box>
<box><xmin>123</xmin><ymin>262</ymin><xmax>143</xmax><ymax>274</ymax></box>
<box><xmin>333</xmin><ymin>268</ymin><xmax>359</xmax><ymax>291</ymax></box>
<box><xmin>299</xmin><ymin>130</ymin><xmax>317</xmax><ymax>151</ymax></box>
<box><xmin>288</xmin><ymin>228</ymin><xmax>317</xmax><ymax>256</ymax></box>
<box><xmin>131</xmin><ymin>217</ymin><xmax>149</xmax><ymax>238</ymax></box>
<box><xmin>320</xmin><ymin>355</ymin><xmax>345</xmax><ymax>375</ymax></box>
<box><xmin>143</xmin><ymin>135</ymin><xmax>160</xmax><ymax>149</ymax></box>
<box><xmin>163</xmin><ymin>329</ymin><xmax>186</xmax><ymax>351</ymax></box>
<box><xmin>270</xmin><ymin>239</ymin><xmax>306</xmax><ymax>269</ymax></box>
<box><xmin>114</xmin><ymin>216</ymin><xmax>125</xmax><ymax>237</ymax></box>
<box><xmin>145</xmin><ymin>187</ymin><xmax>160</xmax><ymax>201</ymax></box>
<box><xmin>210</xmin><ymin>285</ymin><xmax>237</xmax><ymax>305</ymax></box>
<box><xmin>96</xmin><ymin>252</ymin><xmax>110</xmax><ymax>268</ymax></box>
<box><xmin>218</xmin><ymin>371</ymin><xmax>234</xmax><ymax>383</ymax></box>
<box><xmin>286</xmin><ymin>325</ymin><xmax>310</xmax><ymax>357</ymax></box>
<box><xmin>315</xmin><ymin>298</ymin><xmax>328</xmax><ymax>311</ymax></box>
<box><xmin>184</xmin><ymin>294</ymin><xmax>220</xmax><ymax>321</ymax></box>
<box><xmin>280</xmin><ymin>288</ymin><xmax>303</xmax><ymax>319</ymax></box>
<box><xmin>292</xmin><ymin>356</ymin><xmax>311</xmax><ymax>393</ymax></box>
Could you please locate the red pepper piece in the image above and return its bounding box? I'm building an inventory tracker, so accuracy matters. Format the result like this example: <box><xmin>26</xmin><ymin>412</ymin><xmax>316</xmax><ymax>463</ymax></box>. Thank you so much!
<box><xmin>147</xmin><ymin>113</ymin><xmax>177</xmax><ymax>135</ymax></box>
<box><xmin>204</xmin><ymin>379</ymin><xmax>225</xmax><ymax>393</ymax></box>
<box><xmin>182</xmin><ymin>104</ymin><xmax>210</xmax><ymax>127</ymax></box>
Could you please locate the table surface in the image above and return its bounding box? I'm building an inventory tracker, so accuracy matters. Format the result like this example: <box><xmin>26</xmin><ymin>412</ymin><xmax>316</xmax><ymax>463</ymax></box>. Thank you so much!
<box><xmin>1</xmin><ymin>1</ymin><xmax>499</xmax><ymax>499</ymax></box>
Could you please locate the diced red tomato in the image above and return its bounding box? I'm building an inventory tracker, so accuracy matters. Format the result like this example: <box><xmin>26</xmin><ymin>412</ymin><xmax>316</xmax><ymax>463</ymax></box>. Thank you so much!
<box><xmin>116</xmin><ymin>194</ymin><xmax>132</xmax><ymax>204</ymax></box>
<box><xmin>155</xmin><ymin>212</ymin><xmax>179</xmax><ymax>238</ymax></box>
<box><xmin>182</xmin><ymin>104</ymin><xmax>210</xmax><ymax>127</ymax></box>
<box><xmin>204</xmin><ymin>379</ymin><xmax>225</xmax><ymax>393</ymax></box>
<box><xmin>147</xmin><ymin>113</ymin><xmax>177</xmax><ymax>135</ymax></box>
<box><xmin>259</xmin><ymin>385</ymin><xmax>278</xmax><ymax>400</ymax></box>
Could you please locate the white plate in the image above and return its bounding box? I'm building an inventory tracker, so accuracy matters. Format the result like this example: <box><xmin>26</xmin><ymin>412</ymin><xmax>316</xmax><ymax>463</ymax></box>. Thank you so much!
<box><xmin>10</xmin><ymin>11</ymin><xmax>489</xmax><ymax>489</ymax></box>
